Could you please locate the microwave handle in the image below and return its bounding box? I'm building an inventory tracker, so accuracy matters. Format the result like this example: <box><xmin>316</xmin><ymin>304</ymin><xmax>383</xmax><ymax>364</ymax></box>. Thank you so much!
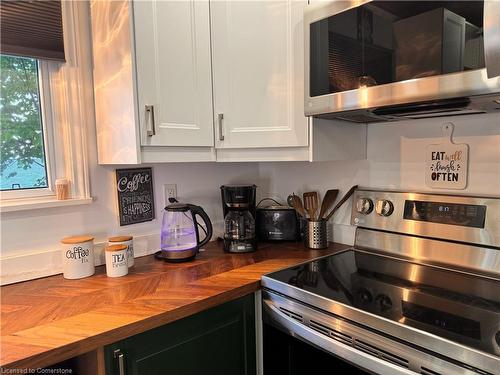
<box><xmin>484</xmin><ymin>0</ymin><xmax>500</xmax><ymax>78</ymax></box>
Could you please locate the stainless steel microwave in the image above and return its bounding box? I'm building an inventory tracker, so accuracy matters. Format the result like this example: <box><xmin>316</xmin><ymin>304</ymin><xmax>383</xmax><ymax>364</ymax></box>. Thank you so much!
<box><xmin>304</xmin><ymin>1</ymin><xmax>500</xmax><ymax>122</ymax></box>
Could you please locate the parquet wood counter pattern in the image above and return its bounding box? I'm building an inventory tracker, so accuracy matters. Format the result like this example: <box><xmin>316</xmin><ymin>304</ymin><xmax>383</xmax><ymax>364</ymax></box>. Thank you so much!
<box><xmin>0</xmin><ymin>241</ymin><xmax>349</xmax><ymax>370</ymax></box>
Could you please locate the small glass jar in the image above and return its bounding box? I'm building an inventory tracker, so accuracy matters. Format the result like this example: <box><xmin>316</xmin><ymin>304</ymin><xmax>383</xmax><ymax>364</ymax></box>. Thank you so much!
<box><xmin>55</xmin><ymin>178</ymin><xmax>69</xmax><ymax>200</ymax></box>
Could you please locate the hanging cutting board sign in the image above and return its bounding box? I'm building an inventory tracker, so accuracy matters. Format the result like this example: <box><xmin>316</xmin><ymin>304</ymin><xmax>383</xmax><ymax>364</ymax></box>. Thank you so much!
<box><xmin>426</xmin><ymin>123</ymin><xmax>468</xmax><ymax>190</ymax></box>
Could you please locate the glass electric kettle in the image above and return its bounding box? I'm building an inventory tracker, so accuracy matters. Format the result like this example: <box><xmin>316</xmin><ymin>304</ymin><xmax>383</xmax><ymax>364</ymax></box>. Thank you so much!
<box><xmin>156</xmin><ymin>202</ymin><xmax>213</xmax><ymax>262</ymax></box>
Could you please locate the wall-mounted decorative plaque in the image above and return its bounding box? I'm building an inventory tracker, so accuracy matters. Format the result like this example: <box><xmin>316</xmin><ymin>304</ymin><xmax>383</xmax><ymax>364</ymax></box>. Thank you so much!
<box><xmin>116</xmin><ymin>168</ymin><xmax>155</xmax><ymax>226</ymax></box>
<box><xmin>426</xmin><ymin>123</ymin><xmax>468</xmax><ymax>190</ymax></box>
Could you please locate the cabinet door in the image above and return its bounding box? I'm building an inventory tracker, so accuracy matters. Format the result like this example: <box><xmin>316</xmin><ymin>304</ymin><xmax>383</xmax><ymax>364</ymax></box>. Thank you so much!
<box><xmin>133</xmin><ymin>1</ymin><xmax>214</xmax><ymax>147</ymax></box>
<box><xmin>105</xmin><ymin>294</ymin><xmax>256</xmax><ymax>375</ymax></box>
<box><xmin>211</xmin><ymin>0</ymin><xmax>308</xmax><ymax>149</ymax></box>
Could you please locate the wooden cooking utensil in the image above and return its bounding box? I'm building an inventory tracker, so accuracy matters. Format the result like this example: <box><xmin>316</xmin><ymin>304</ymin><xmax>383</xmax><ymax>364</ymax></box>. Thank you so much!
<box><xmin>318</xmin><ymin>189</ymin><xmax>339</xmax><ymax>219</ymax></box>
<box><xmin>290</xmin><ymin>194</ymin><xmax>307</xmax><ymax>218</ymax></box>
<box><xmin>303</xmin><ymin>191</ymin><xmax>319</xmax><ymax>220</ymax></box>
<box><xmin>324</xmin><ymin>185</ymin><xmax>358</xmax><ymax>221</ymax></box>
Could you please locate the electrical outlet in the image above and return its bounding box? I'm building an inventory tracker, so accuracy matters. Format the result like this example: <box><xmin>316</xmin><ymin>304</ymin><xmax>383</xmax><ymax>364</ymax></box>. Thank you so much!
<box><xmin>164</xmin><ymin>184</ymin><xmax>177</xmax><ymax>204</ymax></box>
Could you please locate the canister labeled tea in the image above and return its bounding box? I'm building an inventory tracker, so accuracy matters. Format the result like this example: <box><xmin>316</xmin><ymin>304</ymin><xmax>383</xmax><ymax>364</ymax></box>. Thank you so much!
<box><xmin>108</xmin><ymin>235</ymin><xmax>134</xmax><ymax>267</ymax></box>
<box><xmin>105</xmin><ymin>244</ymin><xmax>128</xmax><ymax>277</ymax></box>
<box><xmin>61</xmin><ymin>235</ymin><xmax>95</xmax><ymax>279</ymax></box>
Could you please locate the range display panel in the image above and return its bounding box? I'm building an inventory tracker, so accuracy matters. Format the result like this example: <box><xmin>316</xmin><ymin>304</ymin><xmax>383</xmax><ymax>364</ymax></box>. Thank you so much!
<box><xmin>403</xmin><ymin>200</ymin><xmax>486</xmax><ymax>228</ymax></box>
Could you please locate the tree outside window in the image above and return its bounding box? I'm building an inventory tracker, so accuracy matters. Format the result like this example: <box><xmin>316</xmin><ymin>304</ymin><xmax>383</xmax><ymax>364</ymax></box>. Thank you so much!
<box><xmin>0</xmin><ymin>54</ymin><xmax>48</xmax><ymax>191</ymax></box>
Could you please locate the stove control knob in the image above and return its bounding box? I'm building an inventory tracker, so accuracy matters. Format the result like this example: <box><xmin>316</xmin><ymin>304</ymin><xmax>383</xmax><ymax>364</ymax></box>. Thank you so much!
<box><xmin>356</xmin><ymin>198</ymin><xmax>374</xmax><ymax>215</ymax></box>
<box><xmin>357</xmin><ymin>288</ymin><xmax>373</xmax><ymax>305</ymax></box>
<box><xmin>376</xmin><ymin>200</ymin><xmax>394</xmax><ymax>217</ymax></box>
<box><xmin>375</xmin><ymin>294</ymin><xmax>393</xmax><ymax>312</ymax></box>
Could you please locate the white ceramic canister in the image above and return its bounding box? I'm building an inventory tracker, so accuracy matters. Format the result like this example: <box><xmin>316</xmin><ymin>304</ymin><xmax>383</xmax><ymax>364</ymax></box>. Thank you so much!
<box><xmin>105</xmin><ymin>244</ymin><xmax>129</xmax><ymax>277</ymax></box>
<box><xmin>61</xmin><ymin>235</ymin><xmax>95</xmax><ymax>279</ymax></box>
<box><xmin>108</xmin><ymin>235</ymin><xmax>134</xmax><ymax>267</ymax></box>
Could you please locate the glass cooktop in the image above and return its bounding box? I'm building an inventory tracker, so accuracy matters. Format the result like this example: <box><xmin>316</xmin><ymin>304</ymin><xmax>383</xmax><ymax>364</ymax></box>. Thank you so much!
<box><xmin>265</xmin><ymin>250</ymin><xmax>500</xmax><ymax>357</ymax></box>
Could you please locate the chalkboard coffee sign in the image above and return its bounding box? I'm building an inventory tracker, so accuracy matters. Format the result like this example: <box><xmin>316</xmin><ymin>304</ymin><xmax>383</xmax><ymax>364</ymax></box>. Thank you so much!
<box><xmin>116</xmin><ymin>168</ymin><xmax>155</xmax><ymax>226</ymax></box>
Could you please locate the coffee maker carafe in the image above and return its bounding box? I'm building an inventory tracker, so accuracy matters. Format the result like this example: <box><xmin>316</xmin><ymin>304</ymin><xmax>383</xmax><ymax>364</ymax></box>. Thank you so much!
<box><xmin>221</xmin><ymin>185</ymin><xmax>257</xmax><ymax>253</ymax></box>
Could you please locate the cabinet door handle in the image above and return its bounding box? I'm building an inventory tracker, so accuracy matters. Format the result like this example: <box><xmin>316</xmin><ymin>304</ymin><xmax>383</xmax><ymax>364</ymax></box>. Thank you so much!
<box><xmin>114</xmin><ymin>349</ymin><xmax>125</xmax><ymax>375</ymax></box>
<box><xmin>218</xmin><ymin>113</ymin><xmax>224</xmax><ymax>141</ymax></box>
<box><xmin>145</xmin><ymin>105</ymin><xmax>155</xmax><ymax>137</ymax></box>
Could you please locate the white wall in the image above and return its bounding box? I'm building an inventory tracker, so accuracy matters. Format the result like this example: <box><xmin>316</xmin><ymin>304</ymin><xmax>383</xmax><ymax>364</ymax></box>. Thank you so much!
<box><xmin>0</xmin><ymin>0</ymin><xmax>264</xmax><ymax>284</ymax></box>
<box><xmin>0</xmin><ymin>162</ymin><xmax>260</xmax><ymax>254</ymax></box>
<box><xmin>261</xmin><ymin>112</ymin><xmax>500</xmax><ymax>245</ymax></box>
<box><xmin>1</xmin><ymin>112</ymin><xmax>498</xmax><ymax>284</ymax></box>
<box><xmin>0</xmin><ymin>135</ymin><xmax>261</xmax><ymax>283</ymax></box>
<box><xmin>2</xmin><ymin>2</ymin><xmax>498</xmax><ymax>285</ymax></box>
<box><xmin>366</xmin><ymin>113</ymin><xmax>500</xmax><ymax>193</ymax></box>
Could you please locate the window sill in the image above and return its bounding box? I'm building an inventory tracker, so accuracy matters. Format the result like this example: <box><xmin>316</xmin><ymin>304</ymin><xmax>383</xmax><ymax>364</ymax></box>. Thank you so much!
<box><xmin>0</xmin><ymin>196</ymin><xmax>93</xmax><ymax>213</ymax></box>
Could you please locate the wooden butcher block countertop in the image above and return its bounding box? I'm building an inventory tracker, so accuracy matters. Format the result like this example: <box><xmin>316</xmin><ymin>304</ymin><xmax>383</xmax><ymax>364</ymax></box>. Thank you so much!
<box><xmin>0</xmin><ymin>241</ymin><xmax>350</xmax><ymax>370</ymax></box>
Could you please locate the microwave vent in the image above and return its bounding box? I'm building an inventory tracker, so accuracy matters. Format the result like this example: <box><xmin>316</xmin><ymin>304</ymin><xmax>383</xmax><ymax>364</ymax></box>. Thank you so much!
<box><xmin>319</xmin><ymin>96</ymin><xmax>496</xmax><ymax>124</ymax></box>
<box><xmin>372</xmin><ymin>98</ymin><xmax>471</xmax><ymax>117</ymax></box>
<box><xmin>333</xmin><ymin>113</ymin><xmax>388</xmax><ymax>123</ymax></box>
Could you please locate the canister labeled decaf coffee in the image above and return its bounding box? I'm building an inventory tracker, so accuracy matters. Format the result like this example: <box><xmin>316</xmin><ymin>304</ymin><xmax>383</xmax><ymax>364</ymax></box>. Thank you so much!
<box><xmin>61</xmin><ymin>235</ymin><xmax>95</xmax><ymax>279</ymax></box>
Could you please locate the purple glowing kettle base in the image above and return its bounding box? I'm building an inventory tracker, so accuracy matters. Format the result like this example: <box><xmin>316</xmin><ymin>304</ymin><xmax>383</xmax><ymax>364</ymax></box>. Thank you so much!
<box><xmin>154</xmin><ymin>249</ymin><xmax>197</xmax><ymax>263</ymax></box>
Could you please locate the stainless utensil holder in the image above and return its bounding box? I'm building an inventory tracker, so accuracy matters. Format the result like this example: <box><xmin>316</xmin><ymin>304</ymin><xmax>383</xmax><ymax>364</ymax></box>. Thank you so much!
<box><xmin>304</xmin><ymin>219</ymin><xmax>328</xmax><ymax>249</ymax></box>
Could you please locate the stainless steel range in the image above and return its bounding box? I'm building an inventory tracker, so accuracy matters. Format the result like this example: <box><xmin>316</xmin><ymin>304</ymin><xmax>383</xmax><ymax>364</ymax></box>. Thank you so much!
<box><xmin>262</xmin><ymin>189</ymin><xmax>500</xmax><ymax>375</ymax></box>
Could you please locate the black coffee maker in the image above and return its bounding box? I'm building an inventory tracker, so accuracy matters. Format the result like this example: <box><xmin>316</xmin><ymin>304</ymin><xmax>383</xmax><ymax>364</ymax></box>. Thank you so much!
<box><xmin>221</xmin><ymin>185</ymin><xmax>257</xmax><ymax>253</ymax></box>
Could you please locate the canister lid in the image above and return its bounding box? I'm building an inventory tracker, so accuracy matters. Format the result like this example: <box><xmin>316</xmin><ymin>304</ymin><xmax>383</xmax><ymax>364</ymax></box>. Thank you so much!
<box><xmin>108</xmin><ymin>235</ymin><xmax>133</xmax><ymax>242</ymax></box>
<box><xmin>106</xmin><ymin>244</ymin><xmax>128</xmax><ymax>252</ymax></box>
<box><xmin>61</xmin><ymin>235</ymin><xmax>94</xmax><ymax>244</ymax></box>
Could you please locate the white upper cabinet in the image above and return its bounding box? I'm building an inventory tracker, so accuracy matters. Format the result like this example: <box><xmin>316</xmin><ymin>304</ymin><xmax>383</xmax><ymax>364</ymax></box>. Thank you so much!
<box><xmin>133</xmin><ymin>0</ymin><xmax>214</xmax><ymax>147</ymax></box>
<box><xmin>210</xmin><ymin>0</ymin><xmax>309</xmax><ymax>149</ymax></box>
<box><xmin>90</xmin><ymin>0</ymin><xmax>365</xmax><ymax>164</ymax></box>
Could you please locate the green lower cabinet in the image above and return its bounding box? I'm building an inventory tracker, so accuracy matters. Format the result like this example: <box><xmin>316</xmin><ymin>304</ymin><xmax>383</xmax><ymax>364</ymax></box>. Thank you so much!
<box><xmin>105</xmin><ymin>294</ymin><xmax>256</xmax><ymax>375</ymax></box>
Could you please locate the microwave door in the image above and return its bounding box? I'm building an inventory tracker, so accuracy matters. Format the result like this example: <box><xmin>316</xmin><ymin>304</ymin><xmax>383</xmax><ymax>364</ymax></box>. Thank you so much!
<box><xmin>304</xmin><ymin>0</ymin><xmax>500</xmax><ymax>120</ymax></box>
<box><xmin>484</xmin><ymin>1</ymin><xmax>500</xmax><ymax>78</ymax></box>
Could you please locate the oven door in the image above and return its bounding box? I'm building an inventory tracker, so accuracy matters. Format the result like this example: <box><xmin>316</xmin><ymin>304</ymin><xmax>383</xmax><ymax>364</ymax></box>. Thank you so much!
<box><xmin>304</xmin><ymin>0</ymin><xmax>500</xmax><ymax>117</ymax></box>
<box><xmin>262</xmin><ymin>290</ymin><xmax>484</xmax><ymax>375</ymax></box>
<box><xmin>262</xmin><ymin>291</ymin><xmax>414</xmax><ymax>375</ymax></box>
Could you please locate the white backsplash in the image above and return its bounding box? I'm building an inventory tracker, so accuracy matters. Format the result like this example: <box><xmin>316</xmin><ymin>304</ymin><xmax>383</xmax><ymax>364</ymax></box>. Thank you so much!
<box><xmin>1</xmin><ymin>112</ymin><xmax>499</xmax><ymax>284</ymax></box>
<box><xmin>0</xmin><ymin>160</ymin><xmax>262</xmax><ymax>284</ymax></box>
<box><xmin>260</xmin><ymin>112</ymin><xmax>500</xmax><ymax>244</ymax></box>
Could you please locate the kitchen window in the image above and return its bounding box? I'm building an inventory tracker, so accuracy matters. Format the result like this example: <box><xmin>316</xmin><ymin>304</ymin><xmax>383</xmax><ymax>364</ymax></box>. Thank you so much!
<box><xmin>0</xmin><ymin>1</ymin><xmax>92</xmax><ymax>211</ymax></box>
<box><xmin>1</xmin><ymin>55</ymin><xmax>53</xmax><ymax>196</ymax></box>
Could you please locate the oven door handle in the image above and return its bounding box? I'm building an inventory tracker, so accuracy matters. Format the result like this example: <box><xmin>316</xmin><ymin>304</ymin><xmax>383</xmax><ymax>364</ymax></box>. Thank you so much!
<box><xmin>263</xmin><ymin>299</ymin><xmax>414</xmax><ymax>375</ymax></box>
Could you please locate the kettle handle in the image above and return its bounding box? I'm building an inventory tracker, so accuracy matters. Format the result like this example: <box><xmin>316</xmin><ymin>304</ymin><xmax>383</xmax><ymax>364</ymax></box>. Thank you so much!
<box><xmin>187</xmin><ymin>204</ymin><xmax>213</xmax><ymax>248</ymax></box>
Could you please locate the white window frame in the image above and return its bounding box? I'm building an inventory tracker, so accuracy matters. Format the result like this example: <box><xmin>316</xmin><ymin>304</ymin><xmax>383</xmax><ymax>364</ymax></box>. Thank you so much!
<box><xmin>0</xmin><ymin>1</ymin><xmax>92</xmax><ymax>212</ymax></box>
<box><xmin>0</xmin><ymin>60</ymin><xmax>56</xmax><ymax>200</ymax></box>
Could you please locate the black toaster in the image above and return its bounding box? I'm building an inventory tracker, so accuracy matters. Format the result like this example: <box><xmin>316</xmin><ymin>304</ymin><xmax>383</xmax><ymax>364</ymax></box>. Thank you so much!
<box><xmin>256</xmin><ymin>205</ymin><xmax>299</xmax><ymax>241</ymax></box>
